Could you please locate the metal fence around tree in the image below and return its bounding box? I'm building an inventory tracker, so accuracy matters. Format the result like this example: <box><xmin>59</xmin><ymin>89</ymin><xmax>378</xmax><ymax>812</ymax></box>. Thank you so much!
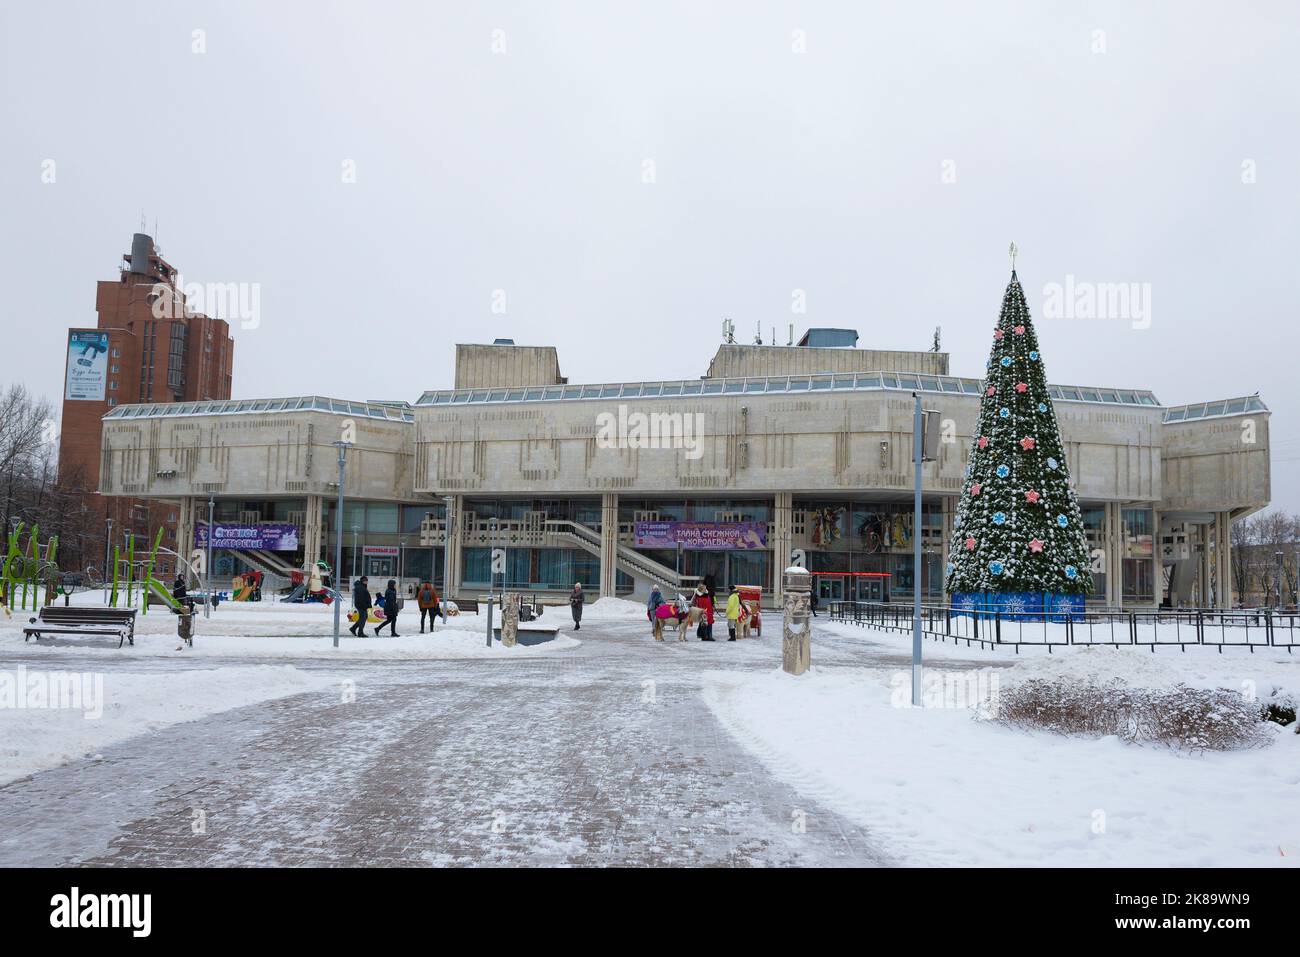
<box><xmin>828</xmin><ymin>601</ymin><xmax>1299</xmax><ymax>654</ymax></box>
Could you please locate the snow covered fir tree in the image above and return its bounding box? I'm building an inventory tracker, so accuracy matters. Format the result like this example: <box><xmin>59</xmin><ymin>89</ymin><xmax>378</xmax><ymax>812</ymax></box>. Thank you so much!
<box><xmin>946</xmin><ymin>266</ymin><xmax>1094</xmax><ymax>619</ymax></box>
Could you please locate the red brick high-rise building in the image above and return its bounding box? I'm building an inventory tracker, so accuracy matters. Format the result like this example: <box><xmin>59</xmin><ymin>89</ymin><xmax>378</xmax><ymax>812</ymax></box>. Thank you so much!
<box><xmin>59</xmin><ymin>232</ymin><xmax>234</xmax><ymax>572</ymax></box>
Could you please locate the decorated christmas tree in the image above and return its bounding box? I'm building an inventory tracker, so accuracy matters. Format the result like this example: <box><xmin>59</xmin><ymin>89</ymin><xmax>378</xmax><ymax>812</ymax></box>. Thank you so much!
<box><xmin>946</xmin><ymin>262</ymin><xmax>1093</xmax><ymax>613</ymax></box>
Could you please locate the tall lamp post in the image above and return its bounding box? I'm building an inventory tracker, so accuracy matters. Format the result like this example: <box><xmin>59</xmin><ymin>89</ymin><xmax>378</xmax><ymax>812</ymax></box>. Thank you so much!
<box><xmin>351</xmin><ymin>525</ymin><xmax>360</xmax><ymax>579</ymax></box>
<box><xmin>1275</xmin><ymin>550</ymin><xmax>1284</xmax><ymax>609</ymax></box>
<box><xmin>104</xmin><ymin>517</ymin><xmax>113</xmax><ymax>604</ymax></box>
<box><xmin>332</xmin><ymin>440</ymin><xmax>353</xmax><ymax>647</ymax></box>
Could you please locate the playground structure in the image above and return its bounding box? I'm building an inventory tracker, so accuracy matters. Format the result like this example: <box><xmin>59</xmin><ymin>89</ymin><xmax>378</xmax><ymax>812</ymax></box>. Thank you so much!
<box><xmin>96</xmin><ymin>529</ymin><xmax>183</xmax><ymax>615</ymax></box>
<box><xmin>1</xmin><ymin>523</ymin><xmax>62</xmax><ymax>616</ymax></box>
<box><xmin>281</xmin><ymin>561</ymin><xmax>339</xmax><ymax>604</ymax></box>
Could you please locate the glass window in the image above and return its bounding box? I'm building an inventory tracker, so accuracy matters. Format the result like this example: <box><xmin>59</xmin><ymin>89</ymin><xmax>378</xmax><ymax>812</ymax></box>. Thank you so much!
<box><xmin>434</xmin><ymin>394</ymin><xmax>451</xmax><ymax>404</ymax></box>
<box><xmin>524</xmin><ymin>389</ymin><xmax>543</xmax><ymax>400</ymax></box>
<box><xmin>744</xmin><ymin>380</ymin><xmax>765</xmax><ymax>393</ymax></box>
<box><xmin>1204</xmin><ymin>401</ymin><xmax>1226</xmax><ymax>417</ymax></box>
<box><xmin>1118</xmin><ymin>391</ymin><xmax>1136</xmax><ymax>404</ymax></box>
<box><xmin>469</xmin><ymin>391</ymin><xmax>488</xmax><ymax>402</ymax></box>
<box><xmin>896</xmin><ymin>375</ymin><xmax>919</xmax><ymax>390</ymax></box>
<box><xmin>961</xmin><ymin>380</ymin><xmax>981</xmax><ymax>394</ymax></box>
<box><xmin>920</xmin><ymin>376</ymin><xmax>942</xmax><ymax>392</ymax></box>
<box><xmin>833</xmin><ymin>375</ymin><xmax>855</xmax><ymax>389</ymax></box>
<box><xmin>562</xmin><ymin>386</ymin><xmax>581</xmax><ymax>399</ymax></box>
<box><xmin>1100</xmin><ymin>391</ymin><xmax>1119</xmax><ymax>403</ymax></box>
<box><xmin>703</xmin><ymin>381</ymin><xmax>723</xmax><ymax>394</ymax></box>
<box><xmin>600</xmin><ymin>385</ymin><xmax>619</xmax><ymax>398</ymax></box>
<box><xmin>641</xmin><ymin>383</ymin><xmax>661</xmax><ymax>397</ymax></box>
<box><xmin>1139</xmin><ymin>394</ymin><xmax>1158</xmax><ymax>405</ymax></box>
<box><xmin>506</xmin><ymin>390</ymin><xmax>525</xmax><ymax>401</ymax></box>
<box><xmin>661</xmin><ymin>383</ymin><xmax>681</xmax><ymax>396</ymax></box>
<box><xmin>810</xmin><ymin>377</ymin><xmax>832</xmax><ymax>390</ymax></box>
<box><xmin>1224</xmin><ymin>398</ymin><xmax>1245</xmax><ymax>414</ymax></box>
<box><xmin>682</xmin><ymin>382</ymin><xmax>703</xmax><ymax>395</ymax></box>
<box><xmin>581</xmin><ymin>386</ymin><xmax>602</xmax><ymax>398</ymax></box>
<box><xmin>788</xmin><ymin>378</ymin><xmax>810</xmax><ymax>391</ymax></box>
<box><xmin>622</xmin><ymin>384</ymin><xmax>642</xmax><ymax>398</ymax></box>
<box><xmin>1079</xmin><ymin>389</ymin><xmax>1099</xmax><ymax>402</ymax></box>
<box><xmin>1165</xmin><ymin>408</ymin><xmax>1185</xmax><ymax>421</ymax></box>
<box><xmin>941</xmin><ymin>378</ymin><xmax>961</xmax><ymax>393</ymax></box>
<box><xmin>857</xmin><ymin>374</ymin><xmax>882</xmax><ymax>388</ymax></box>
<box><xmin>542</xmin><ymin>387</ymin><xmax>561</xmax><ymax>400</ymax></box>
<box><xmin>724</xmin><ymin>381</ymin><xmax>744</xmax><ymax>393</ymax></box>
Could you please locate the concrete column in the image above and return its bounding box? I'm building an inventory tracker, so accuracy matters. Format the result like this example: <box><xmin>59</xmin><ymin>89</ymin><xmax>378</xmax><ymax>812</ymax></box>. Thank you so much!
<box><xmin>1151</xmin><ymin>510</ymin><xmax>1161</xmax><ymax>609</ymax></box>
<box><xmin>447</xmin><ymin>494</ymin><xmax>464</xmax><ymax>600</ymax></box>
<box><xmin>771</xmin><ymin>491</ymin><xmax>793</xmax><ymax>606</ymax></box>
<box><xmin>1105</xmin><ymin>502</ymin><xmax>1122</xmax><ymax>608</ymax></box>
<box><xmin>1199</xmin><ymin>522</ymin><xmax>1213</xmax><ymax>608</ymax></box>
<box><xmin>302</xmin><ymin>494</ymin><xmax>324</xmax><ymax>566</ymax></box>
<box><xmin>176</xmin><ymin>497</ymin><xmax>195</xmax><ymax>573</ymax></box>
<box><xmin>940</xmin><ymin>495</ymin><xmax>956</xmax><ymax>598</ymax></box>
<box><xmin>599</xmin><ymin>492</ymin><xmax>618</xmax><ymax>598</ymax></box>
<box><xmin>1215</xmin><ymin>511</ymin><xmax>1234</xmax><ymax>609</ymax></box>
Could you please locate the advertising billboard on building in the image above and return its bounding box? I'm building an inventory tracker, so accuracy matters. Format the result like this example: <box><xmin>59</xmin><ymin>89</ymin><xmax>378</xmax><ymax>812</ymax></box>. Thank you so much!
<box><xmin>196</xmin><ymin>523</ymin><xmax>300</xmax><ymax>552</ymax></box>
<box><xmin>633</xmin><ymin>521</ymin><xmax>768</xmax><ymax>550</ymax></box>
<box><xmin>65</xmin><ymin>331</ymin><xmax>110</xmax><ymax>401</ymax></box>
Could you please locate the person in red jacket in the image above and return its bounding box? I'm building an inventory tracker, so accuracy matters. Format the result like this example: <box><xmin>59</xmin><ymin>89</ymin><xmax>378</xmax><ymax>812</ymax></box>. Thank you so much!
<box><xmin>691</xmin><ymin>584</ymin><xmax>715</xmax><ymax>641</ymax></box>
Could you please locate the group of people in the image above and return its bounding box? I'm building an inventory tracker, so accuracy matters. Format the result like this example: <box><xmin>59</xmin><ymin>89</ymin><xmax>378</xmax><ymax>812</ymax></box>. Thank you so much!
<box><xmin>647</xmin><ymin>582</ymin><xmax>750</xmax><ymax>641</ymax></box>
<box><xmin>348</xmin><ymin>576</ymin><xmax>445</xmax><ymax>637</ymax></box>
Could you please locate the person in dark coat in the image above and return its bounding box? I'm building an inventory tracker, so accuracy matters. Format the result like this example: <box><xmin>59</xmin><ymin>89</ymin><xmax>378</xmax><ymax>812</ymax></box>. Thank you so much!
<box><xmin>375</xmin><ymin>579</ymin><xmax>400</xmax><ymax>635</ymax></box>
<box><xmin>569</xmin><ymin>582</ymin><xmax>584</xmax><ymax>631</ymax></box>
<box><xmin>172</xmin><ymin>574</ymin><xmax>194</xmax><ymax>613</ymax></box>
<box><xmin>350</xmin><ymin>576</ymin><xmax>371</xmax><ymax>636</ymax></box>
<box><xmin>810</xmin><ymin>589</ymin><xmax>820</xmax><ymax>617</ymax></box>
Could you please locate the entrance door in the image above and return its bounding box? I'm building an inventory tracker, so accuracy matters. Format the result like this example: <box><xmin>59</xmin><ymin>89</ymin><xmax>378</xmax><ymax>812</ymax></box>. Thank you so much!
<box><xmin>817</xmin><ymin>576</ymin><xmax>844</xmax><ymax>602</ymax></box>
<box><xmin>857</xmin><ymin>577</ymin><xmax>884</xmax><ymax>602</ymax></box>
<box><xmin>366</xmin><ymin>556</ymin><xmax>395</xmax><ymax>578</ymax></box>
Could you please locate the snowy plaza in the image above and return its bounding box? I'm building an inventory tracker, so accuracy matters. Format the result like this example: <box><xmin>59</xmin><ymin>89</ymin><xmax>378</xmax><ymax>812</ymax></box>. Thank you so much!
<box><xmin>1</xmin><ymin>594</ymin><xmax>1296</xmax><ymax>868</ymax></box>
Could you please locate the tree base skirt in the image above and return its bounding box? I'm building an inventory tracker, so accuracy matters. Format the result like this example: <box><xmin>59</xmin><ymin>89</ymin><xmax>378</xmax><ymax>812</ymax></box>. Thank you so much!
<box><xmin>950</xmin><ymin>591</ymin><xmax>1086</xmax><ymax>622</ymax></box>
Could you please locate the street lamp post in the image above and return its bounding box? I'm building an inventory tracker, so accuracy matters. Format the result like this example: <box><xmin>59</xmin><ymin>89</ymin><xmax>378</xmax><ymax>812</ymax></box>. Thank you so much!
<box><xmin>332</xmin><ymin>441</ymin><xmax>352</xmax><ymax>647</ymax></box>
<box><xmin>1275</xmin><ymin>551</ymin><xmax>1284</xmax><ymax>610</ymax></box>
<box><xmin>399</xmin><ymin>537</ymin><xmax>406</xmax><ymax>588</ymax></box>
<box><xmin>351</xmin><ymin>525</ymin><xmax>360</xmax><ymax>579</ymax></box>
<box><xmin>103</xmin><ymin>517</ymin><xmax>113</xmax><ymax>604</ymax></box>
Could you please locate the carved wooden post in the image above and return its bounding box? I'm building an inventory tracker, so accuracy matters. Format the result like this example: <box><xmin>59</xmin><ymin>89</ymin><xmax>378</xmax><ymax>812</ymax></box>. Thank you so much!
<box><xmin>782</xmin><ymin>567</ymin><xmax>812</xmax><ymax>675</ymax></box>
<box><xmin>501</xmin><ymin>592</ymin><xmax>521</xmax><ymax>647</ymax></box>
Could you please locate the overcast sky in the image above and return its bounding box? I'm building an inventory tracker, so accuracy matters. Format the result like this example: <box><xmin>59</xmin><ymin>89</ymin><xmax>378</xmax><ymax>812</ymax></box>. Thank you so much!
<box><xmin>2</xmin><ymin>1</ymin><xmax>1298</xmax><ymax>509</ymax></box>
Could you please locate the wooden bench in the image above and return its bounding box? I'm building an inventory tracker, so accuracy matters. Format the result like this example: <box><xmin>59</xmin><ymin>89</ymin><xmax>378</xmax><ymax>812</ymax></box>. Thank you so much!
<box><xmin>23</xmin><ymin>606</ymin><xmax>138</xmax><ymax>648</ymax></box>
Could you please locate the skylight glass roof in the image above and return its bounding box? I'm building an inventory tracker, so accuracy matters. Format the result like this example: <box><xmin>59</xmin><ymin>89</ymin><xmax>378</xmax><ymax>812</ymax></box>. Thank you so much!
<box><xmin>102</xmin><ymin>396</ymin><xmax>414</xmax><ymax>422</ymax></box>
<box><xmin>415</xmin><ymin>374</ymin><xmax>1161</xmax><ymax>408</ymax></box>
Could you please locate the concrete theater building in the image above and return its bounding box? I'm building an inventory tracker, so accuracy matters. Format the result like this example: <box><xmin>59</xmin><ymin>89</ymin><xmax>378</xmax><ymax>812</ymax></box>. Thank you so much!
<box><xmin>97</xmin><ymin>334</ymin><xmax>1271</xmax><ymax>609</ymax></box>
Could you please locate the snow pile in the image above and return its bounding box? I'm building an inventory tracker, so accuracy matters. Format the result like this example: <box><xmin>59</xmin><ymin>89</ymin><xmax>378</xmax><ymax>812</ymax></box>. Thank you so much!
<box><xmin>0</xmin><ymin>665</ymin><xmax>334</xmax><ymax>785</ymax></box>
<box><xmin>706</xmin><ymin>666</ymin><xmax>1300</xmax><ymax>866</ymax></box>
<box><xmin>579</xmin><ymin>597</ymin><xmax>650</xmax><ymax>619</ymax></box>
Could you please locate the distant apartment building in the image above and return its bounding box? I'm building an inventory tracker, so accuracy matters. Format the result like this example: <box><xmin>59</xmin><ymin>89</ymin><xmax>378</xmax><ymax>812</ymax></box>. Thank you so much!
<box><xmin>59</xmin><ymin>232</ymin><xmax>234</xmax><ymax>570</ymax></box>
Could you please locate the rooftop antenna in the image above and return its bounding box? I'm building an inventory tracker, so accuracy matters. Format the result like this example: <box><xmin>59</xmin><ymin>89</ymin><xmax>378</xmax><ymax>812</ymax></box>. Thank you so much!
<box><xmin>754</xmin><ymin>321</ymin><xmax>763</xmax><ymax>345</ymax></box>
<box><xmin>787</xmin><ymin>323</ymin><xmax>794</xmax><ymax>346</ymax></box>
<box><xmin>722</xmin><ymin>318</ymin><xmax>735</xmax><ymax>343</ymax></box>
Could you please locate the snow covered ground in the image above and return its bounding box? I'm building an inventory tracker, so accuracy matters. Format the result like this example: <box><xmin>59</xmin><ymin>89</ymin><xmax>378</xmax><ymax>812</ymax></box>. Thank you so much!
<box><xmin>705</xmin><ymin>619</ymin><xmax>1300</xmax><ymax>867</ymax></box>
<box><xmin>0</xmin><ymin>590</ymin><xmax>583</xmax><ymax>659</ymax></box>
<box><xmin>0</xmin><ymin>664</ymin><xmax>336</xmax><ymax>786</ymax></box>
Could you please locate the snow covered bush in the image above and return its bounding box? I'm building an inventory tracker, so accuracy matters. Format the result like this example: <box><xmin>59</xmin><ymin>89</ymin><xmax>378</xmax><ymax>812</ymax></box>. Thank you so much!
<box><xmin>1258</xmin><ymin>686</ymin><xmax>1298</xmax><ymax>731</ymax></box>
<box><xmin>991</xmin><ymin>679</ymin><xmax>1272</xmax><ymax>751</ymax></box>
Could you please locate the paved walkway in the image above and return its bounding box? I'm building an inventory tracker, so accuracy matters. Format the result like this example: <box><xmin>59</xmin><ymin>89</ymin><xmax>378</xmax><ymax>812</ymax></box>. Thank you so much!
<box><xmin>0</xmin><ymin>618</ymin><xmax>893</xmax><ymax>866</ymax></box>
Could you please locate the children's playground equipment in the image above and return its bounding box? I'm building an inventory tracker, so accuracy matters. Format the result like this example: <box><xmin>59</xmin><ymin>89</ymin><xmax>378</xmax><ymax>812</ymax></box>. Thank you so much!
<box><xmin>282</xmin><ymin>561</ymin><xmax>340</xmax><ymax>604</ymax></box>
<box><xmin>1</xmin><ymin>522</ymin><xmax>64</xmax><ymax>615</ymax></box>
<box><xmin>100</xmin><ymin>528</ymin><xmax>183</xmax><ymax>614</ymax></box>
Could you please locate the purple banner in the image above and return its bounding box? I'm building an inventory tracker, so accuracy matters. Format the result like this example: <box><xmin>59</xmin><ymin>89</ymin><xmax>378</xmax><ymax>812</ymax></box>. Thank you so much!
<box><xmin>633</xmin><ymin>521</ymin><xmax>767</xmax><ymax>550</ymax></box>
<box><xmin>196</xmin><ymin>523</ymin><xmax>300</xmax><ymax>552</ymax></box>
